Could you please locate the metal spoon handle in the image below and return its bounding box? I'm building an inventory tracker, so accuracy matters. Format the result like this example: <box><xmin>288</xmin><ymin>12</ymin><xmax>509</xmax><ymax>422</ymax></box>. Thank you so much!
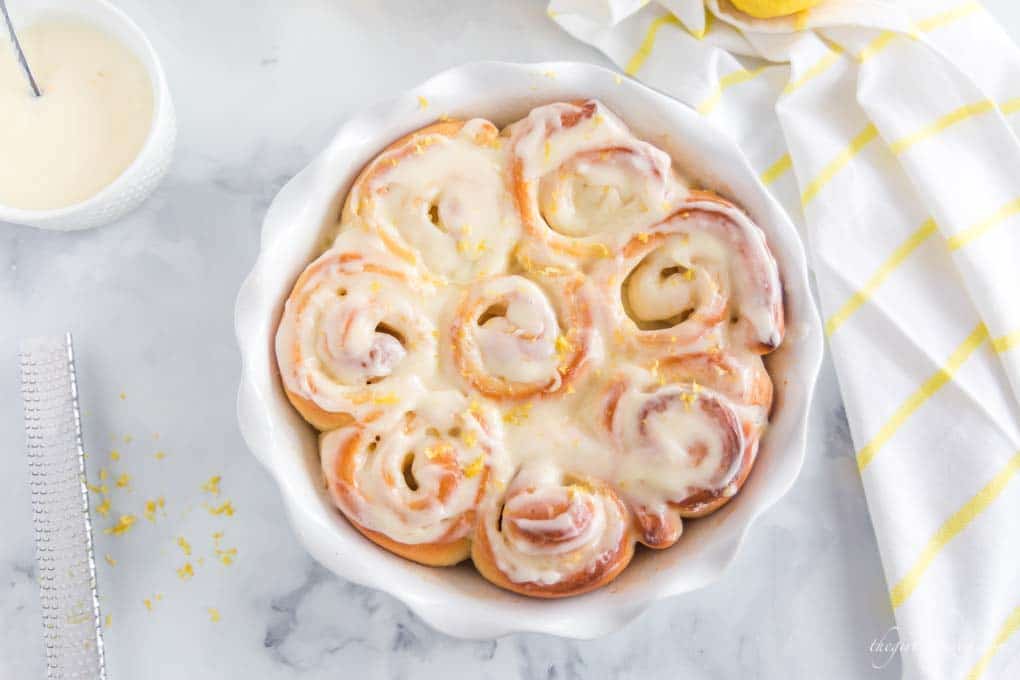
<box><xmin>1</xmin><ymin>0</ymin><xmax>41</xmax><ymax>97</ymax></box>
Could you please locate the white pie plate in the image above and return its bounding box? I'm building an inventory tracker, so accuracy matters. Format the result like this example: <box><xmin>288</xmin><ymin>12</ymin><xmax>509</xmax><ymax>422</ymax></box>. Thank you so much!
<box><xmin>234</xmin><ymin>61</ymin><xmax>824</xmax><ymax>640</ymax></box>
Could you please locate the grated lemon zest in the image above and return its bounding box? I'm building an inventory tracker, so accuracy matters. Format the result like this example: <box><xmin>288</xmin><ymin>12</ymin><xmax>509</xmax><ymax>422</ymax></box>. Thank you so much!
<box><xmin>502</xmin><ymin>403</ymin><xmax>533</xmax><ymax>426</ymax></box>
<box><xmin>462</xmin><ymin>456</ymin><xmax>485</xmax><ymax>478</ymax></box>
<box><xmin>207</xmin><ymin>501</ymin><xmax>235</xmax><ymax>517</ymax></box>
<box><xmin>104</xmin><ymin>515</ymin><xmax>137</xmax><ymax>536</ymax></box>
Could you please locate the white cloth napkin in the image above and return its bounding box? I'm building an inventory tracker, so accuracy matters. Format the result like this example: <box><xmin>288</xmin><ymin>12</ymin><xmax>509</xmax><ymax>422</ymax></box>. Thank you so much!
<box><xmin>548</xmin><ymin>0</ymin><xmax>1020</xmax><ymax>676</ymax></box>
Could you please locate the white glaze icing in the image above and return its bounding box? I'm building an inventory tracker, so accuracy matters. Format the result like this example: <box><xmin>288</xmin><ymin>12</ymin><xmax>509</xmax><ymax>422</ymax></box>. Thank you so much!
<box><xmin>480</xmin><ymin>462</ymin><xmax>627</xmax><ymax>586</ymax></box>
<box><xmin>342</xmin><ymin>118</ymin><xmax>520</xmax><ymax>283</ymax></box>
<box><xmin>320</xmin><ymin>390</ymin><xmax>509</xmax><ymax>545</ymax></box>
<box><xmin>276</xmin><ymin>100</ymin><xmax>785</xmax><ymax>590</ymax></box>
<box><xmin>0</xmin><ymin>20</ymin><xmax>153</xmax><ymax>210</ymax></box>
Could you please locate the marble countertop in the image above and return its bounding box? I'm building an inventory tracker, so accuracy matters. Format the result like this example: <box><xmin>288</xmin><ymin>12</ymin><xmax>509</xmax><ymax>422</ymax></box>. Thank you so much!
<box><xmin>3</xmin><ymin>1</ymin><xmax>1018</xmax><ymax>678</ymax></box>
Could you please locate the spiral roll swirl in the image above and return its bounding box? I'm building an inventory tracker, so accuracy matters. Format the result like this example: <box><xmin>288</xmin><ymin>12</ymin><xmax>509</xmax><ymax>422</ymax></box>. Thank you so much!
<box><xmin>594</xmin><ymin>191</ymin><xmax>785</xmax><ymax>355</ymax></box>
<box><xmin>601</xmin><ymin>355</ymin><xmax>770</xmax><ymax>547</ymax></box>
<box><xmin>342</xmin><ymin>118</ymin><xmax>521</xmax><ymax>283</ymax></box>
<box><xmin>275</xmin><ymin>240</ymin><xmax>437</xmax><ymax>430</ymax></box>
<box><xmin>451</xmin><ymin>273</ymin><xmax>600</xmax><ymax>399</ymax></box>
<box><xmin>471</xmin><ymin>463</ymin><xmax>634</xmax><ymax>597</ymax></box>
<box><xmin>506</xmin><ymin>100</ymin><xmax>685</xmax><ymax>266</ymax></box>
<box><xmin>321</xmin><ymin>391</ymin><xmax>506</xmax><ymax>566</ymax></box>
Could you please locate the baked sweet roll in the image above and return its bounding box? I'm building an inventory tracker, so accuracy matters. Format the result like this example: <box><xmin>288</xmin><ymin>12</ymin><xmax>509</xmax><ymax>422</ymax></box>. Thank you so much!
<box><xmin>505</xmin><ymin>100</ymin><xmax>686</xmax><ymax>267</ymax></box>
<box><xmin>601</xmin><ymin>352</ymin><xmax>773</xmax><ymax>549</ymax></box>
<box><xmin>340</xmin><ymin>118</ymin><xmax>521</xmax><ymax>283</ymax></box>
<box><xmin>450</xmin><ymin>272</ymin><xmax>602</xmax><ymax>399</ymax></box>
<box><xmin>471</xmin><ymin>463</ymin><xmax>634</xmax><ymax>598</ymax></box>
<box><xmin>276</xmin><ymin>100</ymin><xmax>788</xmax><ymax>598</ymax></box>
<box><xmin>275</xmin><ymin>235</ymin><xmax>438</xmax><ymax>430</ymax></box>
<box><xmin>593</xmin><ymin>190</ymin><xmax>784</xmax><ymax>356</ymax></box>
<box><xmin>320</xmin><ymin>391</ymin><xmax>507</xmax><ymax>566</ymax></box>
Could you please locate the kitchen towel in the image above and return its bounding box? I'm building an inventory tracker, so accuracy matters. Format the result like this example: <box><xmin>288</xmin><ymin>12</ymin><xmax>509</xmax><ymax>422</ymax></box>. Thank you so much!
<box><xmin>547</xmin><ymin>0</ymin><xmax>1020</xmax><ymax>677</ymax></box>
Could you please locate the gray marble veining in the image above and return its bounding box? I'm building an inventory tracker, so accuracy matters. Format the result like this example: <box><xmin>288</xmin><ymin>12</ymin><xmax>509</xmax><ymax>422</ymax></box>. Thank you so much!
<box><xmin>5</xmin><ymin>0</ymin><xmax>1016</xmax><ymax>677</ymax></box>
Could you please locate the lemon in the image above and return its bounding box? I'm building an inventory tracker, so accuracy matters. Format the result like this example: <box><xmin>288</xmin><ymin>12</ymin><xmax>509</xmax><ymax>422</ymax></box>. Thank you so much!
<box><xmin>729</xmin><ymin>0</ymin><xmax>822</xmax><ymax>19</ymax></box>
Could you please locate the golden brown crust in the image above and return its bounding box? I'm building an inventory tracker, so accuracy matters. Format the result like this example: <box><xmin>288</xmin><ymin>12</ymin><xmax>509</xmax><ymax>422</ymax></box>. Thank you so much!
<box><xmin>283</xmin><ymin>388</ymin><xmax>357</xmax><ymax>432</ymax></box>
<box><xmin>351</xmin><ymin>522</ymin><xmax>472</xmax><ymax>567</ymax></box>
<box><xmin>631</xmin><ymin>505</ymin><xmax>684</xmax><ymax>549</ymax></box>
<box><xmin>471</xmin><ymin>528</ymin><xmax>634</xmax><ymax>599</ymax></box>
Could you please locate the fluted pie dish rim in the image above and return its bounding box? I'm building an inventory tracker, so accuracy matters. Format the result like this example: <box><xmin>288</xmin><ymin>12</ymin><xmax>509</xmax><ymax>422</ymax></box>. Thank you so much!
<box><xmin>235</xmin><ymin>61</ymin><xmax>823</xmax><ymax>639</ymax></box>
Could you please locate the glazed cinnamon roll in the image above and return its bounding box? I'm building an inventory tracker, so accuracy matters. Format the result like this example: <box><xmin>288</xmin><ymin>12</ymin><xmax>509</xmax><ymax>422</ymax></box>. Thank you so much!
<box><xmin>321</xmin><ymin>391</ymin><xmax>506</xmax><ymax>566</ymax></box>
<box><xmin>593</xmin><ymin>190</ymin><xmax>785</xmax><ymax>355</ymax></box>
<box><xmin>275</xmin><ymin>237</ymin><xmax>437</xmax><ymax>430</ymax></box>
<box><xmin>340</xmin><ymin>118</ymin><xmax>521</xmax><ymax>283</ymax></box>
<box><xmin>275</xmin><ymin>99</ymin><xmax>790</xmax><ymax>597</ymax></box>
<box><xmin>602</xmin><ymin>353</ymin><xmax>772</xmax><ymax>548</ymax></box>
<box><xmin>471</xmin><ymin>463</ymin><xmax>634</xmax><ymax>598</ymax></box>
<box><xmin>450</xmin><ymin>272</ymin><xmax>601</xmax><ymax>399</ymax></box>
<box><xmin>505</xmin><ymin>100</ymin><xmax>686</xmax><ymax>267</ymax></box>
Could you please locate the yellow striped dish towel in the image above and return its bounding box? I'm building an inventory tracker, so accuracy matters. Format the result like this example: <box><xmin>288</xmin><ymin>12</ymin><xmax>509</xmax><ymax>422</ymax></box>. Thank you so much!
<box><xmin>549</xmin><ymin>0</ymin><xmax>1020</xmax><ymax>677</ymax></box>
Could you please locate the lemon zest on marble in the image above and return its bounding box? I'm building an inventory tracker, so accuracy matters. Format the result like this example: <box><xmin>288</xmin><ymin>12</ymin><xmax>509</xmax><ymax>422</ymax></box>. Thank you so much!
<box><xmin>105</xmin><ymin>514</ymin><xmax>137</xmax><ymax>536</ymax></box>
<box><xmin>206</xmin><ymin>501</ymin><xmax>235</xmax><ymax>517</ymax></box>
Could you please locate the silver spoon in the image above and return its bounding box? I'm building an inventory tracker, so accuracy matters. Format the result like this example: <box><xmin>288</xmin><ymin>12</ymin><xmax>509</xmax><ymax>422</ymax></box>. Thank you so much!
<box><xmin>1</xmin><ymin>0</ymin><xmax>41</xmax><ymax>97</ymax></box>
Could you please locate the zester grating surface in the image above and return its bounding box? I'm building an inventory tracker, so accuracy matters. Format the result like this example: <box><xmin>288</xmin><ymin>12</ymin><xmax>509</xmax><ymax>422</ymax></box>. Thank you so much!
<box><xmin>20</xmin><ymin>334</ymin><xmax>107</xmax><ymax>680</ymax></box>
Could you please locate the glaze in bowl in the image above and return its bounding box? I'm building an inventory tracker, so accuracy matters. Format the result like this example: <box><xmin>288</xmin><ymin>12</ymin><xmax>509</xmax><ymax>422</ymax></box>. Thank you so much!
<box><xmin>0</xmin><ymin>0</ymin><xmax>175</xmax><ymax>230</ymax></box>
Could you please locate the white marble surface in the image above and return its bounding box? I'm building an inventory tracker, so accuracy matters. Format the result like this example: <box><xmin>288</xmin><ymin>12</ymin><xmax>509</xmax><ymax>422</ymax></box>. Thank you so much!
<box><xmin>2</xmin><ymin>1</ymin><xmax>1018</xmax><ymax>678</ymax></box>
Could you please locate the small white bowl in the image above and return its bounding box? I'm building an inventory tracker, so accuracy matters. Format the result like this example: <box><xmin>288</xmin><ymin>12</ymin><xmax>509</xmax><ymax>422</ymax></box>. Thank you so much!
<box><xmin>235</xmin><ymin>61</ymin><xmax>823</xmax><ymax>639</ymax></box>
<box><xmin>0</xmin><ymin>0</ymin><xmax>175</xmax><ymax>231</ymax></box>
